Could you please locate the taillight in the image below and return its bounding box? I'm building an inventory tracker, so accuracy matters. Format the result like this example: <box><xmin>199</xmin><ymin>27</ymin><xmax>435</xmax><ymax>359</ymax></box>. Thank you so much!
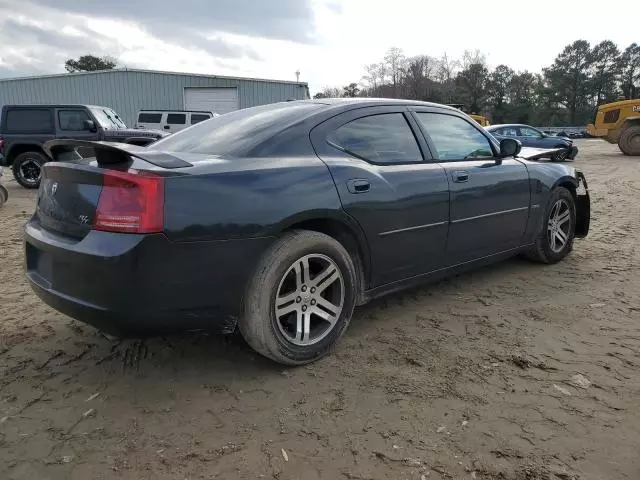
<box><xmin>0</xmin><ymin>137</ymin><xmax>5</xmax><ymax>153</ymax></box>
<box><xmin>94</xmin><ymin>170</ymin><xmax>164</xmax><ymax>233</ymax></box>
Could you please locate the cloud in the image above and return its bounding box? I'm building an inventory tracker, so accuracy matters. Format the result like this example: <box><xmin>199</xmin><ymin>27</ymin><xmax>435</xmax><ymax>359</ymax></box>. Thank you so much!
<box><xmin>0</xmin><ymin>1</ymin><xmax>269</xmax><ymax>78</ymax></box>
<box><xmin>24</xmin><ymin>0</ymin><xmax>317</xmax><ymax>44</ymax></box>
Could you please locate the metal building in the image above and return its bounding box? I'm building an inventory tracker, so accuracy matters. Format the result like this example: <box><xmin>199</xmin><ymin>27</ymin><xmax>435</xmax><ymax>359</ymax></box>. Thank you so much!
<box><xmin>0</xmin><ymin>68</ymin><xmax>310</xmax><ymax>126</ymax></box>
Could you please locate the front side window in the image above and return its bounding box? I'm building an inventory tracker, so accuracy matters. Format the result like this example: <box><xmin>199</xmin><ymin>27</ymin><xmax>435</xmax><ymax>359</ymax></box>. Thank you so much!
<box><xmin>519</xmin><ymin>127</ymin><xmax>542</xmax><ymax>138</ymax></box>
<box><xmin>415</xmin><ymin>112</ymin><xmax>494</xmax><ymax>161</ymax></box>
<box><xmin>328</xmin><ymin>113</ymin><xmax>422</xmax><ymax>164</ymax></box>
<box><xmin>58</xmin><ymin>110</ymin><xmax>90</xmax><ymax>131</ymax></box>
<box><xmin>167</xmin><ymin>113</ymin><xmax>186</xmax><ymax>125</ymax></box>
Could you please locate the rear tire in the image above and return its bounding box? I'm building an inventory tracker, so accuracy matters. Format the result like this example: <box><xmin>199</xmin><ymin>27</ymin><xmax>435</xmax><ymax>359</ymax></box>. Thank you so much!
<box><xmin>525</xmin><ymin>187</ymin><xmax>576</xmax><ymax>264</ymax></box>
<box><xmin>0</xmin><ymin>185</ymin><xmax>7</xmax><ymax>208</ymax></box>
<box><xmin>239</xmin><ymin>230</ymin><xmax>357</xmax><ymax>365</ymax></box>
<box><xmin>618</xmin><ymin>125</ymin><xmax>640</xmax><ymax>156</ymax></box>
<box><xmin>12</xmin><ymin>151</ymin><xmax>46</xmax><ymax>189</ymax></box>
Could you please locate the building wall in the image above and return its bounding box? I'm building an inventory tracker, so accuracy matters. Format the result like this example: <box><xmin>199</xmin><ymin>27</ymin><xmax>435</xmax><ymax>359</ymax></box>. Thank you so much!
<box><xmin>0</xmin><ymin>70</ymin><xmax>310</xmax><ymax>126</ymax></box>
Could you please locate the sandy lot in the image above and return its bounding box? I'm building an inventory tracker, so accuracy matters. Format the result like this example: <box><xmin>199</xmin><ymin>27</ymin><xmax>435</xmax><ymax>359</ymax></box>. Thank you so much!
<box><xmin>1</xmin><ymin>140</ymin><xmax>639</xmax><ymax>480</ymax></box>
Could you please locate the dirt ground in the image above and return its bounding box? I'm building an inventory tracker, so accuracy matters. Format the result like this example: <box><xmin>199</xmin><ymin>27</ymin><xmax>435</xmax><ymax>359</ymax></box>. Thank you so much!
<box><xmin>1</xmin><ymin>140</ymin><xmax>639</xmax><ymax>480</ymax></box>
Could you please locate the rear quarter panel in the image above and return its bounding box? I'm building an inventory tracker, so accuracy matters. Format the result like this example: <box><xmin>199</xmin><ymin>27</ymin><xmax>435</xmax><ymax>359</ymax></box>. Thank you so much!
<box><xmin>163</xmin><ymin>155</ymin><xmax>344</xmax><ymax>242</ymax></box>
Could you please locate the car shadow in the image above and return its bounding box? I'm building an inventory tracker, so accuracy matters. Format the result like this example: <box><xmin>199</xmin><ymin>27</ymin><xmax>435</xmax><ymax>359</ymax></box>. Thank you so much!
<box><xmin>67</xmin><ymin>255</ymin><xmax>537</xmax><ymax>377</ymax></box>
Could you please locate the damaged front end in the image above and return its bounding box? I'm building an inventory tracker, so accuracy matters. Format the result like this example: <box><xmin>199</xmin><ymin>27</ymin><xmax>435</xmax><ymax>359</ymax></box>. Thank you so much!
<box><xmin>574</xmin><ymin>171</ymin><xmax>590</xmax><ymax>238</ymax></box>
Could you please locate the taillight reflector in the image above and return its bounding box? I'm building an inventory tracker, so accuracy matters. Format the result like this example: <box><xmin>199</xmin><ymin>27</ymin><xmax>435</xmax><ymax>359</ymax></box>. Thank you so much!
<box><xmin>94</xmin><ymin>170</ymin><xmax>164</xmax><ymax>233</ymax></box>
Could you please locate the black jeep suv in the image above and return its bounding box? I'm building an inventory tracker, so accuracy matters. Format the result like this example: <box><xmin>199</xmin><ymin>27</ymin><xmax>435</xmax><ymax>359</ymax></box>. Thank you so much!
<box><xmin>0</xmin><ymin>105</ymin><xmax>169</xmax><ymax>188</ymax></box>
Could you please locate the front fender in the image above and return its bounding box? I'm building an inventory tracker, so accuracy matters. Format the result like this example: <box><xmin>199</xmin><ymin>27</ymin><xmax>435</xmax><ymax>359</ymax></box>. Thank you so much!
<box><xmin>574</xmin><ymin>172</ymin><xmax>590</xmax><ymax>238</ymax></box>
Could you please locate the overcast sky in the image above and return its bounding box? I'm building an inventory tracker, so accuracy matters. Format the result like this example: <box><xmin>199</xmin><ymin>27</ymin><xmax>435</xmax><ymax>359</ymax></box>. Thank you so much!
<box><xmin>0</xmin><ymin>0</ymin><xmax>637</xmax><ymax>93</ymax></box>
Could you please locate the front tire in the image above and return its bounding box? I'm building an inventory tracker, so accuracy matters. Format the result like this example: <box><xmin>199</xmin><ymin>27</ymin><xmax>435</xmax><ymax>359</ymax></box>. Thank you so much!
<box><xmin>239</xmin><ymin>230</ymin><xmax>357</xmax><ymax>365</ymax></box>
<box><xmin>12</xmin><ymin>151</ymin><xmax>46</xmax><ymax>189</ymax></box>
<box><xmin>619</xmin><ymin>125</ymin><xmax>640</xmax><ymax>156</ymax></box>
<box><xmin>526</xmin><ymin>187</ymin><xmax>576</xmax><ymax>264</ymax></box>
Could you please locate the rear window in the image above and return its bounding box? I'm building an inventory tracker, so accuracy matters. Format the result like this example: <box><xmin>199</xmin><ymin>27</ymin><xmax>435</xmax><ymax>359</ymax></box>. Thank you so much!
<box><xmin>191</xmin><ymin>113</ymin><xmax>210</xmax><ymax>124</ymax></box>
<box><xmin>152</xmin><ymin>102</ymin><xmax>324</xmax><ymax>156</ymax></box>
<box><xmin>166</xmin><ymin>113</ymin><xmax>186</xmax><ymax>125</ymax></box>
<box><xmin>5</xmin><ymin>109</ymin><xmax>53</xmax><ymax>133</ymax></box>
<box><xmin>138</xmin><ymin>113</ymin><xmax>162</xmax><ymax>123</ymax></box>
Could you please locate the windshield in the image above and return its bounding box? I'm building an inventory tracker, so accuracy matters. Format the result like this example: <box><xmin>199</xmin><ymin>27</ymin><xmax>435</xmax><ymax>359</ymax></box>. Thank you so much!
<box><xmin>89</xmin><ymin>107</ymin><xmax>128</xmax><ymax>129</ymax></box>
<box><xmin>151</xmin><ymin>102</ymin><xmax>324</xmax><ymax>156</ymax></box>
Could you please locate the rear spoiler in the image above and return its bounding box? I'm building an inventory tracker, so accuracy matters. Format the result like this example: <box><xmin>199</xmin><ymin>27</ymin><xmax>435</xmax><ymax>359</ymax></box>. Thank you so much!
<box><xmin>517</xmin><ymin>146</ymin><xmax>564</xmax><ymax>161</ymax></box>
<box><xmin>43</xmin><ymin>139</ymin><xmax>191</xmax><ymax>169</ymax></box>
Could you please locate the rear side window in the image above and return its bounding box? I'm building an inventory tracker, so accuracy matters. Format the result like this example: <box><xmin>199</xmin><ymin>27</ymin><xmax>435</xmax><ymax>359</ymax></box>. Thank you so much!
<box><xmin>190</xmin><ymin>114</ymin><xmax>210</xmax><ymax>124</ymax></box>
<box><xmin>166</xmin><ymin>113</ymin><xmax>186</xmax><ymax>125</ymax></box>
<box><xmin>493</xmin><ymin>127</ymin><xmax>517</xmax><ymax>137</ymax></box>
<box><xmin>416</xmin><ymin>112</ymin><xmax>494</xmax><ymax>161</ymax></box>
<box><xmin>5</xmin><ymin>109</ymin><xmax>53</xmax><ymax>133</ymax></box>
<box><xmin>138</xmin><ymin>113</ymin><xmax>162</xmax><ymax>123</ymax></box>
<box><xmin>328</xmin><ymin>113</ymin><xmax>422</xmax><ymax>164</ymax></box>
<box><xmin>152</xmin><ymin>102</ymin><xmax>324</xmax><ymax>156</ymax></box>
<box><xmin>58</xmin><ymin>110</ymin><xmax>90</xmax><ymax>131</ymax></box>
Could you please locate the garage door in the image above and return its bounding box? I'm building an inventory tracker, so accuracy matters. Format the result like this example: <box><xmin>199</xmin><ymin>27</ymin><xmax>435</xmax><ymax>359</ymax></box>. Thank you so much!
<box><xmin>184</xmin><ymin>87</ymin><xmax>239</xmax><ymax>115</ymax></box>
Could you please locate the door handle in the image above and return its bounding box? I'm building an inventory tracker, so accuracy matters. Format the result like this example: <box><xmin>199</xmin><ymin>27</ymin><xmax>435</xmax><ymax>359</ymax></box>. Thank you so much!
<box><xmin>346</xmin><ymin>179</ymin><xmax>371</xmax><ymax>194</ymax></box>
<box><xmin>164</xmin><ymin>125</ymin><xmax>171</xmax><ymax>129</ymax></box>
<box><xmin>453</xmin><ymin>170</ymin><xmax>469</xmax><ymax>183</ymax></box>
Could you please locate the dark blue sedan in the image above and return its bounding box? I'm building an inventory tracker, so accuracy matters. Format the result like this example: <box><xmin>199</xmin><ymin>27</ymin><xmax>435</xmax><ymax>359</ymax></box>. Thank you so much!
<box><xmin>26</xmin><ymin>99</ymin><xmax>590</xmax><ymax>365</ymax></box>
<box><xmin>486</xmin><ymin>124</ymin><xmax>578</xmax><ymax>162</ymax></box>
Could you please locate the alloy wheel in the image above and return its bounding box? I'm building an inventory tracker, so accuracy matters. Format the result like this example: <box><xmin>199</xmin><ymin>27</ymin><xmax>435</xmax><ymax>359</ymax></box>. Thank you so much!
<box><xmin>19</xmin><ymin>159</ymin><xmax>42</xmax><ymax>184</ymax></box>
<box><xmin>274</xmin><ymin>253</ymin><xmax>345</xmax><ymax>346</ymax></box>
<box><xmin>547</xmin><ymin>199</ymin><xmax>571</xmax><ymax>253</ymax></box>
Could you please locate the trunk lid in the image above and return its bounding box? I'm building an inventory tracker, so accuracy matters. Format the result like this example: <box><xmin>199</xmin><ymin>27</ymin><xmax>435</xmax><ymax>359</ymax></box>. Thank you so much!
<box><xmin>36</xmin><ymin>140</ymin><xmax>194</xmax><ymax>239</ymax></box>
<box><xmin>36</xmin><ymin>162</ymin><xmax>104</xmax><ymax>239</ymax></box>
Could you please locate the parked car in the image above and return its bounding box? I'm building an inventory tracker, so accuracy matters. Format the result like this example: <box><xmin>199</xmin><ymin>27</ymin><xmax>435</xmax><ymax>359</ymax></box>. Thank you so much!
<box><xmin>0</xmin><ymin>104</ymin><xmax>169</xmax><ymax>188</ymax></box>
<box><xmin>485</xmin><ymin>124</ymin><xmax>578</xmax><ymax>162</ymax></box>
<box><xmin>135</xmin><ymin>110</ymin><xmax>219</xmax><ymax>133</ymax></box>
<box><xmin>26</xmin><ymin>99</ymin><xmax>590</xmax><ymax>365</ymax></box>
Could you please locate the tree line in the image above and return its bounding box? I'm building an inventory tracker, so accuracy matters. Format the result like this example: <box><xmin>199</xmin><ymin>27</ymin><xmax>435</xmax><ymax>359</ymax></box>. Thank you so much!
<box><xmin>314</xmin><ymin>41</ymin><xmax>640</xmax><ymax>126</ymax></box>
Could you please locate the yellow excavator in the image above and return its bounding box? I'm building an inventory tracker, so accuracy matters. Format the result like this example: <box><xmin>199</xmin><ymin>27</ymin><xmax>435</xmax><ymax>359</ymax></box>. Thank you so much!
<box><xmin>586</xmin><ymin>99</ymin><xmax>640</xmax><ymax>156</ymax></box>
<box><xmin>446</xmin><ymin>104</ymin><xmax>491</xmax><ymax>127</ymax></box>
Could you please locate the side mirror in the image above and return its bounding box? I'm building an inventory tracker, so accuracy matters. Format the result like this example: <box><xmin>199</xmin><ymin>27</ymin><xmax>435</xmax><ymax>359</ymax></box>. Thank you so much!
<box><xmin>499</xmin><ymin>138</ymin><xmax>522</xmax><ymax>159</ymax></box>
<box><xmin>83</xmin><ymin>119</ymin><xmax>97</xmax><ymax>132</ymax></box>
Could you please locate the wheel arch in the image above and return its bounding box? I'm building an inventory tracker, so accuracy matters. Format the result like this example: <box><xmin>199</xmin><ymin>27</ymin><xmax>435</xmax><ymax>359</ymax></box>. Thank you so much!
<box><xmin>271</xmin><ymin>210</ymin><xmax>371</xmax><ymax>305</ymax></box>
<box><xmin>4</xmin><ymin>143</ymin><xmax>45</xmax><ymax>165</ymax></box>
<box><xmin>621</xmin><ymin>116</ymin><xmax>640</xmax><ymax>132</ymax></box>
<box><xmin>552</xmin><ymin>175</ymin><xmax>578</xmax><ymax>194</ymax></box>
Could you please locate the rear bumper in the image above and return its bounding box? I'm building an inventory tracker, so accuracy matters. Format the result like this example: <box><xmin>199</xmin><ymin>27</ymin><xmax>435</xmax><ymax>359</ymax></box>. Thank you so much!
<box><xmin>24</xmin><ymin>220</ymin><xmax>272</xmax><ymax>337</ymax></box>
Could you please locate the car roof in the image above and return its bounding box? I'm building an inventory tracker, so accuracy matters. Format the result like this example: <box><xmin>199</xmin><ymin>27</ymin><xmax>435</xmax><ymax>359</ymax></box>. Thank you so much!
<box><xmin>487</xmin><ymin>123</ymin><xmax>537</xmax><ymax>129</ymax></box>
<box><xmin>139</xmin><ymin>109</ymin><xmax>213</xmax><ymax>114</ymax></box>
<box><xmin>298</xmin><ymin>97</ymin><xmax>460</xmax><ymax>111</ymax></box>
<box><xmin>2</xmin><ymin>104</ymin><xmax>108</xmax><ymax>109</ymax></box>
